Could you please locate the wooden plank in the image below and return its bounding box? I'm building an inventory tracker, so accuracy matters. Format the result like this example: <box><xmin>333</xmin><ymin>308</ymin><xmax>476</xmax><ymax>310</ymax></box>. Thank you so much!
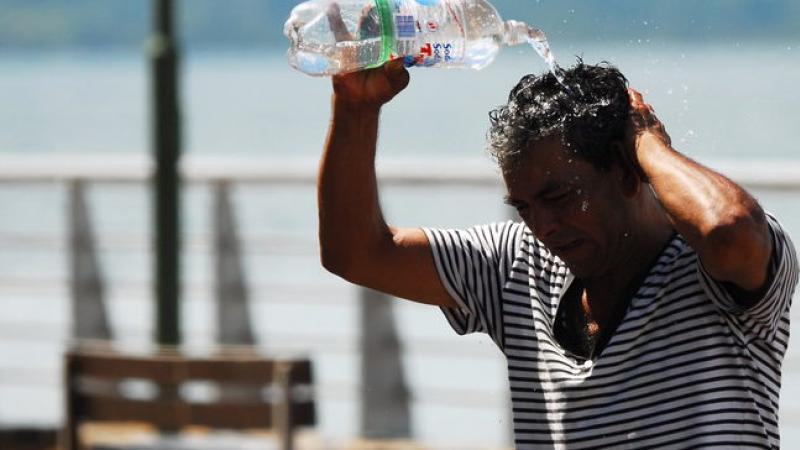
<box><xmin>68</xmin><ymin>352</ymin><xmax>192</xmax><ymax>383</ymax></box>
<box><xmin>75</xmin><ymin>396</ymin><xmax>187</xmax><ymax>429</ymax></box>
<box><xmin>185</xmin><ymin>359</ymin><xmax>275</xmax><ymax>382</ymax></box>
<box><xmin>74</xmin><ymin>395</ymin><xmax>315</xmax><ymax>429</ymax></box>
<box><xmin>75</xmin><ymin>396</ymin><xmax>268</xmax><ymax>429</ymax></box>
<box><xmin>68</xmin><ymin>350</ymin><xmax>314</xmax><ymax>385</ymax></box>
<box><xmin>67</xmin><ymin>351</ymin><xmax>307</xmax><ymax>383</ymax></box>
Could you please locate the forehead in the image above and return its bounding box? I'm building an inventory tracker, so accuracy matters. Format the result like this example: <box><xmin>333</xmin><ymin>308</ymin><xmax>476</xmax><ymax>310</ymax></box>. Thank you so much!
<box><xmin>503</xmin><ymin>135</ymin><xmax>598</xmax><ymax>193</ymax></box>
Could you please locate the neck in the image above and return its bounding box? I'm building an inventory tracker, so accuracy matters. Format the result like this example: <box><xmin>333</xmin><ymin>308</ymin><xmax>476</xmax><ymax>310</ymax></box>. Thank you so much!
<box><xmin>582</xmin><ymin>199</ymin><xmax>674</xmax><ymax>319</ymax></box>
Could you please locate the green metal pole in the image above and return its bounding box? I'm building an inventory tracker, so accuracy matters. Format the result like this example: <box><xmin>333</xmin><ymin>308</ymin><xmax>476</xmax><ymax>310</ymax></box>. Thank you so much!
<box><xmin>149</xmin><ymin>0</ymin><xmax>181</xmax><ymax>346</ymax></box>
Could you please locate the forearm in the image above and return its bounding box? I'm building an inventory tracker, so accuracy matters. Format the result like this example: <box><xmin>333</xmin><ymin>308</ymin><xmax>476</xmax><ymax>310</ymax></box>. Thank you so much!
<box><xmin>318</xmin><ymin>96</ymin><xmax>391</xmax><ymax>275</ymax></box>
<box><xmin>637</xmin><ymin>133</ymin><xmax>771</xmax><ymax>289</ymax></box>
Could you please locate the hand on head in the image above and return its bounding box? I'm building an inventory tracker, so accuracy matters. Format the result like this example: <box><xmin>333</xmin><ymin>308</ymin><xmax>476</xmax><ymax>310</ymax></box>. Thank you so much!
<box><xmin>619</xmin><ymin>88</ymin><xmax>672</xmax><ymax>183</ymax></box>
<box><xmin>626</xmin><ymin>88</ymin><xmax>672</xmax><ymax>147</ymax></box>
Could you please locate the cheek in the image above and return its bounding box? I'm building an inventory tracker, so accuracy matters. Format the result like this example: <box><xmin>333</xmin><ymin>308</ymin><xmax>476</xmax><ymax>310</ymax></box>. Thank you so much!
<box><xmin>566</xmin><ymin>199</ymin><xmax>613</xmax><ymax>241</ymax></box>
<box><xmin>566</xmin><ymin>190</ymin><xmax>595</xmax><ymax>220</ymax></box>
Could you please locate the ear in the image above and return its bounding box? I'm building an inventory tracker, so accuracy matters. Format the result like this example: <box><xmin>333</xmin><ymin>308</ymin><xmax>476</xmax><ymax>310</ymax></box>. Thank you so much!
<box><xmin>611</xmin><ymin>140</ymin><xmax>643</xmax><ymax>197</ymax></box>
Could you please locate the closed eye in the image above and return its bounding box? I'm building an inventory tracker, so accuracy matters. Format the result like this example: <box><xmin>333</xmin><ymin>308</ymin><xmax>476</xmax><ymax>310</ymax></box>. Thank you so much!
<box><xmin>503</xmin><ymin>197</ymin><xmax>528</xmax><ymax>212</ymax></box>
<box><xmin>543</xmin><ymin>189</ymin><xmax>571</xmax><ymax>204</ymax></box>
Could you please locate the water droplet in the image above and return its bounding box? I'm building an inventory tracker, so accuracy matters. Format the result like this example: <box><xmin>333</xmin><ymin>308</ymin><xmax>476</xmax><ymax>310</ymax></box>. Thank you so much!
<box><xmin>581</xmin><ymin>200</ymin><xmax>589</xmax><ymax>212</ymax></box>
<box><xmin>567</xmin><ymin>158</ymin><xmax>573</xmax><ymax>164</ymax></box>
<box><xmin>666</xmin><ymin>88</ymin><xmax>674</xmax><ymax>95</ymax></box>
<box><xmin>623</xmin><ymin>232</ymin><xmax>629</xmax><ymax>238</ymax></box>
<box><xmin>643</xmin><ymin>20</ymin><xmax>648</xmax><ymax>26</ymax></box>
<box><xmin>687</xmin><ymin>130</ymin><xmax>695</xmax><ymax>137</ymax></box>
<box><xmin>569</xmin><ymin>9</ymin><xmax>575</xmax><ymax>14</ymax></box>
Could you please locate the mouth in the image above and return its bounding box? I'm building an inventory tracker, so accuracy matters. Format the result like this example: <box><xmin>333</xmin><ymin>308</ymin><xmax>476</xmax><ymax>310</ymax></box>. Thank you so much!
<box><xmin>552</xmin><ymin>239</ymin><xmax>583</xmax><ymax>255</ymax></box>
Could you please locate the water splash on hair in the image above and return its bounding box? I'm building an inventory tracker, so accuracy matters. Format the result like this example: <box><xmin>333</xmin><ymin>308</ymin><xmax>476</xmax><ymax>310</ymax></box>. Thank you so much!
<box><xmin>504</xmin><ymin>20</ymin><xmax>568</xmax><ymax>89</ymax></box>
<box><xmin>487</xmin><ymin>61</ymin><xmax>631</xmax><ymax>172</ymax></box>
<box><xmin>526</xmin><ymin>28</ymin><xmax>570</xmax><ymax>92</ymax></box>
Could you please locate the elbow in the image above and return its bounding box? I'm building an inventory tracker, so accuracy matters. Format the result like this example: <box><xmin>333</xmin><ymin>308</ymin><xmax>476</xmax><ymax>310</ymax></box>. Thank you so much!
<box><xmin>319</xmin><ymin>240</ymin><xmax>367</xmax><ymax>285</ymax></box>
<box><xmin>320</xmin><ymin>242</ymin><xmax>351</xmax><ymax>279</ymax></box>
<box><xmin>319</xmin><ymin>225</ymin><xmax>394</xmax><ymax>284</ymax></box>
<box><xmin>703</xmin><ymin>201</ymin><xmax>771</xmax><ymax>279</ymax></box>
<box><xmin>705</xmin><ymin>199</ymin><xmax>767</xmax><ymax>249</ymax></box>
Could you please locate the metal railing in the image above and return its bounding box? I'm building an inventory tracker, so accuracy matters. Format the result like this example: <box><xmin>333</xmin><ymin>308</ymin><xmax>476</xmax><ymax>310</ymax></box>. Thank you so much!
<box><xmin>1</xmin><ymin>154</ymin><xmax>800</xmax><ymax>447</ymax></box>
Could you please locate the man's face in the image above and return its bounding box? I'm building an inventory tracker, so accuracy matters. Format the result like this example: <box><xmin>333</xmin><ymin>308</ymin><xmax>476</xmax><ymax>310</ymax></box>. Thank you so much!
<box><xmin>502</xmin><ymin>135</ymin><xmax>633</xmax><ymax>278</ymax></box>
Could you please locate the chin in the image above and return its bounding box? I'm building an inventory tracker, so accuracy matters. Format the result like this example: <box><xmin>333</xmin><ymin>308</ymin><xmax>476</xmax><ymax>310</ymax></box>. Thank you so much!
<box><xmin>561</xmin><ymin>257</ymin><xmax>601</xmax><ymax>279</ymax></box>
<box><xmin>567</xmin><ymin>265</ymin><xmax>590</xmax><ymax>278</ymax></box>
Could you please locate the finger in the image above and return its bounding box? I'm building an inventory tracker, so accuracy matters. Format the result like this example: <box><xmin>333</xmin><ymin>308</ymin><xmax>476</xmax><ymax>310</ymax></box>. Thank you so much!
<box><xmin>327</xmin><ymin>3</ymin><xmax>354</xmax><ymax>42</ymax></box>
<box><xmin>358</xmin><ymin>5</ymin><xmax>380</xmax><ymax>37</ymax></box>
<box><xmin>384</xmin><ymin>59</ymin><xmax>410</xmax><ymax>91</ymax></box>
<box><xmin>627</xmin><ymin>88</ymin><xmax>646</xmax><ymax>107</ymax></box>
<box><xmin>384</xmin><ymin>58</ymin><xmax>405</xmax><ymax>72</ymax></box>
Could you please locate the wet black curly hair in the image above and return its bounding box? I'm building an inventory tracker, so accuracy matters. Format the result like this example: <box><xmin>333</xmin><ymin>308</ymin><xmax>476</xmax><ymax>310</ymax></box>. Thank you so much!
<box><xmin>488</xmin><ymin>60</ymin><xmax>631</xmax><ymax>173</ymax></box>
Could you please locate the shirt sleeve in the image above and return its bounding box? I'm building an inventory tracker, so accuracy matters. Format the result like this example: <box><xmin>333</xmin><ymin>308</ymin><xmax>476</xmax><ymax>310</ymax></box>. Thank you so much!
<box><xmin>422</xmin><ymin>221</ymin><xmax>523</xmax><ymax>347</ymax></box>
<box><xmin>698</xmin><ymin>213</ymin><xmax>799</xmax><ymax>342</ymax></box>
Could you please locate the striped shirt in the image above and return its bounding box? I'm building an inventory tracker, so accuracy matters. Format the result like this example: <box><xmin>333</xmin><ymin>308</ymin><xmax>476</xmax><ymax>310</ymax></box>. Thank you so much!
<box><xmin>423</xmin><ymin>214</ymin><xmax>797</xmax><ymax>449</ymax></box>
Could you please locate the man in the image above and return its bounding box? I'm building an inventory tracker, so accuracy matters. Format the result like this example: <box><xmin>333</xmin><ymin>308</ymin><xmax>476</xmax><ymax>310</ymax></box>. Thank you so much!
<box><xmin>318</xmin><ymin>59</ymin><xmax>798</xmax><ymax>448</ymax></box>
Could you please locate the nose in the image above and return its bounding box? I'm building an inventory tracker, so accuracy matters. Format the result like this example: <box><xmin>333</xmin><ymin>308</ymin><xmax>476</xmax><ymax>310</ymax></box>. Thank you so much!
<box><xmin>528</xmin><ymin>206</ymin><xmax>561</xmax><ymax>242</ymax></box>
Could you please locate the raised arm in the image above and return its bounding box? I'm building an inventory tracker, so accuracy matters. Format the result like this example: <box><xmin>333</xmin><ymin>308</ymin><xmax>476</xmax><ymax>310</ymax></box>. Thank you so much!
<box><xmin>318</xmin><ymin>61</ymin><xmax>457</xmax><ymax>308</ymax></box>
<box><xmin>627</xmin><ymin>89</ymin><xmax>772</xmax><ymax>303</ymax></box>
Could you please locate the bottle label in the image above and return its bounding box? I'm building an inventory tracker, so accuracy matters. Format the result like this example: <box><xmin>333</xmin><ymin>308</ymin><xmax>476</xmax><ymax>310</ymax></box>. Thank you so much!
<box><xmin>395</xmin><ymin>15</ymin><xmax>416</xmax><ymax>39</ymax></box>
<box><xmin>390</xmin><ymin>0</ymin><xmax>464</xmax><ymax>67</ymax></box>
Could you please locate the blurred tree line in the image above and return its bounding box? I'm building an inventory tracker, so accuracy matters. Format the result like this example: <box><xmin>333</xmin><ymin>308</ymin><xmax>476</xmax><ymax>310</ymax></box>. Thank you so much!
<box><xmin>0</xmin><ymin>0</ymin><xmax>798</xmax><ymax>50</ymax></box>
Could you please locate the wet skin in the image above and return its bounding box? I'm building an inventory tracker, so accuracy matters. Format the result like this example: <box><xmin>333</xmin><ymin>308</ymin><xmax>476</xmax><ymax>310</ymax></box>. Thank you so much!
<box><xmin>502</xmin><ymin>135</ymin><xmax>674</xmax><ymax>358</ymax></box>
<box><xmin>503</xmin><ymin>135</ymin><xmax>642</xmax><ymax>281</ymax></box>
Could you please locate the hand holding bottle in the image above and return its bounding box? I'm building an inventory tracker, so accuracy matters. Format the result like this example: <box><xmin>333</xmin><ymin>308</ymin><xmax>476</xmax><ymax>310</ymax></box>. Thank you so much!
<box><xmin>329</xmin><ymin>3</ymin><xmax>410</xmax><ymax>108</ymax></box>
<box><xmin>332</xmin><ymin>58</ymin><xmax>410</xmax><ymax>108</ymax></box>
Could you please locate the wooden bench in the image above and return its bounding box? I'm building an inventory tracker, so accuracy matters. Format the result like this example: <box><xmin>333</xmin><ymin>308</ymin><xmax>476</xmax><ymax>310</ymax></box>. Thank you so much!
<box><xmin>62</xmin><ymin>345</ymin><xmax>315</xmax><ymax>450</ymax></box>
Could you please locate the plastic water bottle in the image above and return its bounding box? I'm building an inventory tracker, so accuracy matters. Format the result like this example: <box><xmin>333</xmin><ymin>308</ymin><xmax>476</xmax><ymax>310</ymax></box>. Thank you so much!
<box><xmin>284</xmin><ymin>0</ymin><xmax>551</xmax><ymax>76</ymax></box>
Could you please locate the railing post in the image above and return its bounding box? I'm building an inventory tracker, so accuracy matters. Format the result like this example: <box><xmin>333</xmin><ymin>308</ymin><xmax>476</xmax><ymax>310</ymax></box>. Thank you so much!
<box><xmin>213</xmin><ymin>181</ymin><xmax>255</xmax><ymax>346</ymax></box>
<box><xmin>359</xmin><ymin>288</ymin><xmax>412</xmax><ymax>439</ymax></box>
<box><xmin>68</xmin><ymin>180</ymin><xmax>112</xmax><ymax>341</ymax></box>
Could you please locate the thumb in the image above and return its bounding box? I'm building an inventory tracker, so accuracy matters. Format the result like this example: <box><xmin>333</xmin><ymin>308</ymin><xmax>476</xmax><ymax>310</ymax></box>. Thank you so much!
<box><xmin>384</xmin><ymin>59</ymin><xmax>410</xmax><ymax>92</ymax></box>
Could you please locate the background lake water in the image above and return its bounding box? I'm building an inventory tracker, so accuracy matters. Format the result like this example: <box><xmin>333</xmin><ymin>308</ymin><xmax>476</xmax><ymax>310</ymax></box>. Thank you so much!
<box><xmin>1</xmin><ymin>43</ymin><xmax>799</xmax><ymax>448</ymax></box>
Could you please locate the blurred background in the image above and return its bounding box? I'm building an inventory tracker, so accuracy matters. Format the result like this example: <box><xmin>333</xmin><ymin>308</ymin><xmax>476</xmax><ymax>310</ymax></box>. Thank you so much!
<box><xmin>0</xmin><ymin>1</ymin><xmax>798</xmax><ymax>449</ymax></box>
